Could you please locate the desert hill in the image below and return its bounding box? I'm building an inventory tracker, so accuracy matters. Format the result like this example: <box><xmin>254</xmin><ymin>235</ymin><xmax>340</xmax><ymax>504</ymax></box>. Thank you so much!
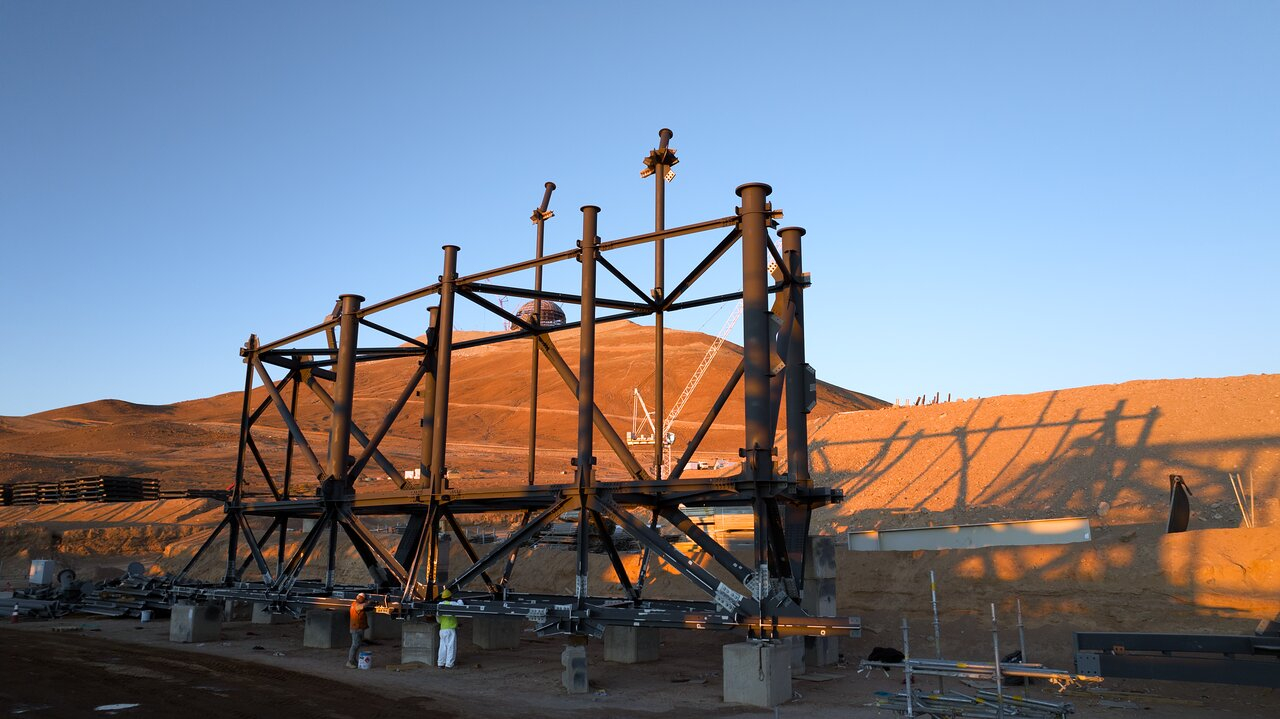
<box><xmin>809</xmin><ymin>373</ymin><xmax>1280</xmax><ymax>532</ymax></box>
<box><xmin>0</xmin><ymin>321</ymin><xmax>884</xmax><ymax>487</ymax></box>
<box><xmin>1</xmin><ymin>361</ymin><xmax>1277</xmax><ymax>650</ymax></box>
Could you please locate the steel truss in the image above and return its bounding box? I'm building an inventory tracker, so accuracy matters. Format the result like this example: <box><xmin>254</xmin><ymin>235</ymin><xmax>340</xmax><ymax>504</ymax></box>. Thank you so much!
<box><xmin>167</xmin><ymin>133</ymin><xmax>860</xmax><ymax>640</ymax></box>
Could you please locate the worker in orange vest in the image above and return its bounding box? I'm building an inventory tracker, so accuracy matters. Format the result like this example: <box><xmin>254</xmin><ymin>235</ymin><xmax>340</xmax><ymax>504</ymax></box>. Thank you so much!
<box><xmin>347</xmin><ymin>593</ymin><xmax>372</xmax><ymax>668</ymax></box>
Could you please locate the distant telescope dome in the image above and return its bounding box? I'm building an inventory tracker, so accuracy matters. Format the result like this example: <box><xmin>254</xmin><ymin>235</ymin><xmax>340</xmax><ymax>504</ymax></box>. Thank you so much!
<box><xmin>512</xmin><ymin>299</ymin><xmax>566</xmax><ymax>328</ymax></box>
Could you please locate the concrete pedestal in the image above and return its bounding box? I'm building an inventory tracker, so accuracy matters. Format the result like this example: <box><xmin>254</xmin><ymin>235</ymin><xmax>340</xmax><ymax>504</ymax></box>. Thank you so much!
<box><xmin>251</xmin><ymin>602</ymin><xmax>291</xmax><ymax>624</ymax></box>
<box><xmin>723</xmin><ymin>641</ymin><xmax>791</xmax><ymax>708</ymax></box>
<box><xmin>304</xmin><ymin>609</ymin><xmax>349</xmax><ymax>649</ymax></box>
<box><xmin>223</xmin><ymin>599</ymin><xmax>252</xmax><ymax>622</ymax></box>
<box><xmin>169</xmin><ymin>604</ymin><xmax>222</xmax><ymax>643</ymax></box>
<box><xmin>402</xmin><ymin>621</ymin><xmax>440</xmax><ymax>665</ymax></box>
<box><xmin>365</xmin><ymin>612</ymin><xmax>401</xmax><ymax>640</ymax></box>
<box><xmin>472</xmin><ymin>616</ymin><xmax>522</xmax><ymax>650</ymax></box>
<box><xmin>561</xmin><ymin>645</ymin><xmax>589</xmax><ymax>694</ymax></box>
<box><xmin>604</xmin><ymin>626</ymin><xmax>660</xmax><ymax>664</ymax></box>
<box><xmin>803</xmin><ymin>535</ymin><xmax>840</xmax><ymax>668</ymax></box>
<box><xmin>786</xmin><ymin>636</ymin><xmax>806</xmax><ymax>673</ymax></box>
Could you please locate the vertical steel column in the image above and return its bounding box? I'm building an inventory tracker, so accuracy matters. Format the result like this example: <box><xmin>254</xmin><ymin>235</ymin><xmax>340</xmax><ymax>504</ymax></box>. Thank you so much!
<box><xmin>738</xmin><ymin>183</ymin><xmax>774</xmax><ymax>467</ymax></box>
<box><xmin>232</xmin><ymin>347</ymin><xmax>255</xmax><ymax>504</ymax></box>
<box><xmin>280</xmin><ymin>362</ymin><xmax>295</xmax><ymax>577</ymax></box>
<box><xmin>325</xmin><ymin>513</ymin><xmax>338</xmax><ymax>590</ymax></box>
<box><xmin>779</xmin><ymin>226</ymin><xmax>811</xmax><ymax>484</ymax></box>
<box><xmin>224</xmin><ymin>509</ymin><xmax>240</xmax><ymax>585</ymax></box>
<box><xmin>430</xmin><ymin>247</ymin><xmax>459</xmax><ymax>492</ymax></box>
<box><xmin>575</xmin><ymin>205</ymin><xmax>600</xmax><ymax>607</ymax></box>
<box><xmin>420</xmin><ymin>306</ymin><xmax>439</xmax><ymax>487</ymax></box>
<box><xmin>737</xmin><ymin>182</ymin><xmax>774</xmax><ymax>605</ymax></box>
<box><xmin>329</xmin><ymin>294</ymin><xmax>364</xmax><ymax>484</ymax></box>
<box><xmin>576</xmin><ymin>207</ymin><xmax>600</xmax><ymax>479</ymax></box>
<box><xmin>283</xmin><ymin>370</ymin><xmax>300</xmax><ymax>499</ymax></box>
<box><xmin>652</xmin><ymin>128</ymin><xmax>672</xmax><ymax>479</ymax></box>
<box><xmin>528</xmin><ymin>182</ymin><xmax>555</xmax><ymax>485</ymax></box>
<box><xmin>428</xmin><ymin>249</ymin><xmax>457</xmax><ymax>604</ymax></box>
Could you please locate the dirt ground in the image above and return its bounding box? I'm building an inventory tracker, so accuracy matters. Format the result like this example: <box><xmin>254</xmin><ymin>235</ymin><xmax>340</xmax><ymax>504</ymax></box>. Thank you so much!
<box><xmin>1</xmin><ymin>346</ymin><xmax>1277</xmax><ymax>716</ymax></box>
<box><xmin>3</xmin><ymin>614</ymin><xmax>1274</xmax><ymax>719</ymax></box>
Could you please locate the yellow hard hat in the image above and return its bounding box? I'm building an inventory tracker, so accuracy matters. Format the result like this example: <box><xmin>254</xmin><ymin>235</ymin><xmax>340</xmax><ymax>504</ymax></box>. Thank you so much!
<box><xmin>440</xmin><ymin>589</ymin><xmax>452</xmax><ymax>599</ymax></box>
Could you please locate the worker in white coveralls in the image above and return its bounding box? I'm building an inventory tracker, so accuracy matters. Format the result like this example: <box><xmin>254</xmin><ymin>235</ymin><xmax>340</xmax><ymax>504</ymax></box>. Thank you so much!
<box><xmin>437</xmin><ymin>589</ymin><xmax>460</xmax><ymax>668</ymax></box>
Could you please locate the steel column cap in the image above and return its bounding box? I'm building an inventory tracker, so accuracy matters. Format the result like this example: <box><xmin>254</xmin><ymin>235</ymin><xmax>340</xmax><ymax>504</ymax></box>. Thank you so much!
<box><xmin>337</xmin><ymin>293</ymin><xmax>365</xmax><ymax>303</ymax></box>
<box><xmin>735</xmin><ymin>182</ymin><xmax>773</xmax><ymax>197</ymax></box>
<box><xmin>778</xmin><ymin>227</ymin><xmax>807</xmax><ymax>237</ymax></box>
<box><xmin>580</xmin><ymin>205</ymin><xmax>601</xmax><ymax>213</ymax></box>
<box><xmin>441</xmin><ymin>245</ymin><xmax>460</xmax><ymax>252</ymax></box>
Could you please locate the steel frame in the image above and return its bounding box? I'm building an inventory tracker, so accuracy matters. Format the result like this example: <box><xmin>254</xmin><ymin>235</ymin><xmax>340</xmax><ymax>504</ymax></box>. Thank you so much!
<box><xmin>167</xmin><ymin>132</ymin><xmax>859</xmax><ymax>640</ymax></box>
<box><xmin>1075</xmin><ymin>632</ymin><xmax>1280</xmax><ymax>687</ymax></box>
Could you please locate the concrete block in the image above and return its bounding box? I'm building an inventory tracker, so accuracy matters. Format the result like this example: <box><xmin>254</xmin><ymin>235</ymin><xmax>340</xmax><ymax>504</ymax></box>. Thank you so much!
<box><xmin>561</xmin><ymin>645</ymin><xmax>589</xmax><ymax>694</ymax></box>
<box><xmin>804</xmin><ymin>635</ymin><xmax>840</xmax><ymax>668</ymax></box>
<box><xmin>402</xmin><ymin>621</ymin><xmax>440</xmax><ymax>664</ymax></box>
<box><xmin>251</xmin><ymin>602</ymin><xmax>291</xmax><ymax>624</ymax></box>
<box><xmin>801</xmin><ymin>577</ymin><xmax>837</xmax><ymax>616</ymax></box>
<box><xmin>800</xmin><ymin>540</ymin><xmax>839</xmax><ymax>669</ymax></box>
<box><xmin>169</xmin><ymin>603</ymin><xmax>222</xmax><ymax>643</ymax></box>
<box><xmin>604</xmin><ymin>626</ymin><xmax>660</xmax><ymax>664</ymax></box>
<box><xmin>786</xmin><ymin>636</ymin><xmax>805</xmax><ymax>673</ymax></box>
<box><xmin>723</xmin><ymin>641</ymin><xmax>791</xmax><ymax>708</ymax></box>
<box><xmin>472</xmin><ymin>616</ymin><xmax>522</xmax><ymax>650</ymax></box>
<box><xmin>804</xmin><ymin>535</ymin><xmax>836</xmax><ymax>579</ymax></box>
<box><xmin>304</xmin><ymin>609</ymin><xmax>349</xmax><ymax>649</ymax></box>
<box><xmin>365</xmin><ymin>612</ymin><xmax>402</xmax><ymax>640</ymax></box>
<box><xmin>28</xmin><ymin>560</ymin><xmax>59</xmax><ymax>586</ymax></box>
<box><xmin>223</xmin><ymin>599</ymin><xmax>252</xmax><ymax>622</ymax></box>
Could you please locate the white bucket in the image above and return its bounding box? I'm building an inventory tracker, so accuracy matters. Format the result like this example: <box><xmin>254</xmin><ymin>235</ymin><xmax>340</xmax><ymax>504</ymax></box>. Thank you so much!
<box><xmin>357</xmin><ymin>650</ymin><xmax>372</xmax><ymax>670</ymax></box>
<box><xmin>139</xmin><ymin>609</ymin><xmax>153</xmax><ymax>623</ymax></box>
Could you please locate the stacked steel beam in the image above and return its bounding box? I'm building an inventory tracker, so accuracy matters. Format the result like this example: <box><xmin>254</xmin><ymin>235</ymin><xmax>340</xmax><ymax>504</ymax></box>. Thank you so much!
<box><xmin>3</xmin><ymin>476</ymin><xmax>162</xmax><ymax>504</ymax></box>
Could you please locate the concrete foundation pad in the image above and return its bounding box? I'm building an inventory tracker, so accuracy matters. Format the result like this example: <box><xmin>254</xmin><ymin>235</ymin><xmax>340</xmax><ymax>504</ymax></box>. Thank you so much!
<box><xmin>304</xmin><ymin>609</ymin><xmax>350</xmax><ymax>649</ymax></box>
<box><xmin>365</xmin><ymin>612</ymin><xmax>401</xmax><ymax>640</ymax></box>
<box><xmin>561</xmin><ymin>645</ymin><xmax>589</xmax><ymax>694</ymax></box>
<box><xmin>804</xmin><ymin>535</ymin><xmax>837</xmax><ymax>578</ymax></box>
<box><xmin>223</xmin><ymin>599</ymin><xmax>252</xmax><ymax>622</ymax></box>
<box><xmin>805</xmin><ymin>636</ymin><xmax>840</xmax><ymax>667</ymax></box>
<box><xmin>169</xmin><ymin>604</ymin><xmax>222</xmax><ymax>643</ymax></box>
<box><xmin>801</xmin><ymin>577</ymin><xmax>837</xmax><ymax>616</ymax></box>
<box><xmin>786</xmin><ymin>636</ymin><xmax>806</xmax><ymax>674</ymax></box>
<box><xmin>802</xmin><ymin>536</ymin><xmax>839</xmax><ymax>668</ymax></box>
<box><xmin>251</xmin><ymin>602</ymin><xmax>292</xmax><ymax>625</ymax></box>
<box><xmin>472</xmin><ymin>616</ymin><xmax>522</xmax><ymax>650</ymax></box>
<box><xmin>604</xmin><ymin>626</ymin><xmax>660</xmax><ymax>664</ymax></box>
<box><xmin>723</xmin><ymin>641</ymin><xmax>791</xmax><ymax>708</ymax></box>
<box><xmin>402</xmin><ymin>621</ymin><xmax>440</xmax><ymax>665</ymax></box>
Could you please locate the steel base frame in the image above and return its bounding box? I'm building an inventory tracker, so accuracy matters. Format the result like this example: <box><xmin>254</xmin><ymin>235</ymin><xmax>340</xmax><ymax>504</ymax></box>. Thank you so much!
<box><xmin>166</xmin><ymin>141</ymin><xmax>859</xmax><ymax>640</ymax></box>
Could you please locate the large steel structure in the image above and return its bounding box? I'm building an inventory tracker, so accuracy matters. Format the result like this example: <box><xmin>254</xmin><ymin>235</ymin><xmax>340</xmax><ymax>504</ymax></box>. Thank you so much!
<box><xmin>167</xmin><ymin>131</ymin><xmax>859</xmax><ymax>641</ymax></box>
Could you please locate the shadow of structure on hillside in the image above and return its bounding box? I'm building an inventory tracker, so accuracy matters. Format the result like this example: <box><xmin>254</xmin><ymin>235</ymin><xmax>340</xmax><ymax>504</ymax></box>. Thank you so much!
<box><xmin>810</xmin><ymin>391</ymin><xmax>1278</xmax><ymax>522</ymax></box>
<box><xmin>810</xmin><ymin>392</ymin><xmax>1280</xmax><ymax>624</ymax></box>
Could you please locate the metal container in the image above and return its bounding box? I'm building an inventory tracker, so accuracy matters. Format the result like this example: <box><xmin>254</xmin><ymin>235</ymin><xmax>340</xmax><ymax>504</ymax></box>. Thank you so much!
<box><xmin>28</xmin><ymin>559</ymin><xmax>58</xmax><ymax>585</ymax></box>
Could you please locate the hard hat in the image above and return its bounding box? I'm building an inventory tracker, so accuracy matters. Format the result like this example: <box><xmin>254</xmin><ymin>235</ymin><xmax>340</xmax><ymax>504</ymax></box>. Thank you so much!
<box><xmin>356</xmin><ymin>592</ymin><xmax>367</xmax><ymax>601</ymax></box>
<box><xmin>440</xmin><ymin>589</ymin><xmax>452</xmax><ymax>599</ymax></box>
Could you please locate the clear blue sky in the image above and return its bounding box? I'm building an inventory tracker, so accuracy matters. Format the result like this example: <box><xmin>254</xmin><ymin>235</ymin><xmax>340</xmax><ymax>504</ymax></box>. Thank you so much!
<box><xmin>2</xmin><ymin>2</ymin><xmax>1276</xmax><ymax>416</ymax></box>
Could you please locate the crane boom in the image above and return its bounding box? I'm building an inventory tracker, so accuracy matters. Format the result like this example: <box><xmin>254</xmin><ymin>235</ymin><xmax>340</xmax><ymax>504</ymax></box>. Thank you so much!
<box><xmin>664</xmin><ymin>299</ymin><xmax>743</xmax><ymax>433</ymax></box>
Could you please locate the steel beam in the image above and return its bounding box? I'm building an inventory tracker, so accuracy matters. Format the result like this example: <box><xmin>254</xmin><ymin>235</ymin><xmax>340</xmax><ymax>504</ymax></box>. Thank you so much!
<box><xmin>329</xmin><ymin>294</ymin><xmax>364</xmax><ymax>483</ymax></box>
